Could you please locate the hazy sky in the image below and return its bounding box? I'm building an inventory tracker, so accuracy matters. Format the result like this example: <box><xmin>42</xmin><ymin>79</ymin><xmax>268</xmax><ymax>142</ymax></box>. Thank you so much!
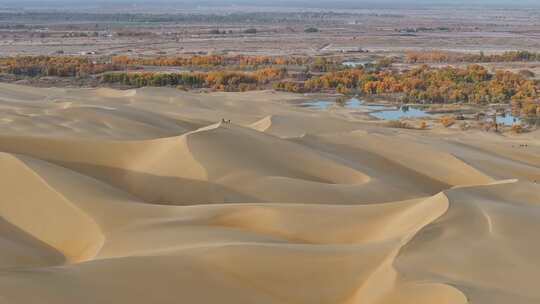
<box><xmin>3</xmin><ymin>0</ymin><xmax>540</xmax><ymax>9</ymax></box>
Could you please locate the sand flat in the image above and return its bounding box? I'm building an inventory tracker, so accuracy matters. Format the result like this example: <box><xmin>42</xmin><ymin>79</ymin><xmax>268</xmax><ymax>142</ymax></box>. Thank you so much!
<box><xmin>0</xmin><ymin>83</ymin><xmax>539</xmax><ymax>303</ymax></box>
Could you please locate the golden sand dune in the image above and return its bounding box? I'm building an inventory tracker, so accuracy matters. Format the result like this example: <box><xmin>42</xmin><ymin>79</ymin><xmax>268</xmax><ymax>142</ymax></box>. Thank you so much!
<box><xmin>0</xmin><ymin>83</ymin><xmax>539</xmax><ymax>303</ymax></box>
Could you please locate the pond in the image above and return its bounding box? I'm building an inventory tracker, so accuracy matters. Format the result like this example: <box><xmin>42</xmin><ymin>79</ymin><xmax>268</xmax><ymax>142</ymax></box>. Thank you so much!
<box><xmin>493</xmin><ymin>113</ymin><xmax>521</xmax><ymax>126</ymax></box>
<box><xmin>299</xmin><ymin>98</ymin><xmax>392</xmax><ymax>111</ymax></box>
<box><xmin>299</xmin><ymin>98</ymin><xmax>433</xmax><ymax>120</ymax></box>
<box><xmin>489</xmin><ymin>113</ymin><xmax>540</xmax><ymax>126</ymax></box>
<box><xmin>298</xmin><ymin>98</ymin><xmax>537</xmax><ymax>126</ymax></box>
<box><xmin>370</xmin><ymin>106</ymin><xmax>432</xmax><ymax>120</ymax></box>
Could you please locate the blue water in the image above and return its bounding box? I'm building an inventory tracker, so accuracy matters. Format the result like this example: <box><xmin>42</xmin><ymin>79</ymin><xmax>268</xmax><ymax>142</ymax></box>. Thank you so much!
<box><xmin>493</xmin><ymin>113</ymin><xmax>521</xmax><ymax>126</ymax></box>
<box><xmin>300</xmin><ymin>98</ymin><xmax>389</xmax><ymax>111</ymax></box>
<box><xmin>299</xmin><ymin>98</ymin><xmax>430</xmax><ymax>119</ymax></box>
<box><xmin>493</xmin><ymin>113</ymin><xmax>540</xmax><ymax>126</ymax></box>
<box><xmin>370</xmin><ymin>107</ymin><xmax>431</xmax><ymax>120</ymax></box>
<box><xmin>345</xmin><ymin>98</ymin><xmax>362</xmax><ymax>108</ymax></box>
<box><xmin>299</xmin><ymin>98</ymin><xmax>533</xmax><ymax>125</ymax></box>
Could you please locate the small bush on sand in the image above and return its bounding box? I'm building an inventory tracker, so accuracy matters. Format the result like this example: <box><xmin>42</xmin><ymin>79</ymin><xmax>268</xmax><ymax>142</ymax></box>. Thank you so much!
<box><xmin>511</xmin><ymin>124</ymin><xmax>524</xmax><ymax>134</ymax></box>
<box><xmin>440</xmin><ymin>116</ymin><xmax>456</xmax><ymax>128</ymax></box>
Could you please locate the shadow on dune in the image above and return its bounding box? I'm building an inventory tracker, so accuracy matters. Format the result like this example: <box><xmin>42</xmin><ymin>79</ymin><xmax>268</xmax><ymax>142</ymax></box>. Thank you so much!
<box><xmin>0</xmin><ymin>217</ymin><xmax>66</xmax><ymax>269</ymax></box>
<box><xmin>43</xmin><ymin>161</ymin><xmax>262</xmax><ymax>205</ymax></box>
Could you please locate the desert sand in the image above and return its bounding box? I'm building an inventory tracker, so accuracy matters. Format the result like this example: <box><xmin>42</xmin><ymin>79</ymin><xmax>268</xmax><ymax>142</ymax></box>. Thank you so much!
<box><xmin>0</xmin><ymin>83</ymin><xmax>539</xmax><ymax>304</ymax></box>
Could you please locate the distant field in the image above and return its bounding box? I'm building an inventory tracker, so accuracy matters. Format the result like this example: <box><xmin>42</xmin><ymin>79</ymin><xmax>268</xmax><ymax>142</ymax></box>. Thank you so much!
<box><xmin>1</xmin><ymin>7</ymin><xmax>540</xmax><ymax>57</ymax></box>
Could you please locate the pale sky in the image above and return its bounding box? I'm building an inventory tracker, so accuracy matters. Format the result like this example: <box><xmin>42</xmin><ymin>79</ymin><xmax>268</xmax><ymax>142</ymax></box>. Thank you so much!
<box><xmin>3</xmin><ymin>0</ymin><xmax>540</xmax><ymax>9</ymax></box>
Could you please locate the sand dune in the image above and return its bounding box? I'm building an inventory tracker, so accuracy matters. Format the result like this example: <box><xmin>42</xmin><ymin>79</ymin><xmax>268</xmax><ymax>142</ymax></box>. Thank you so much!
<box><xmin>0</xmin><ymin>83</ymin><xmax>539</xmax><ymax>303</ymax></box>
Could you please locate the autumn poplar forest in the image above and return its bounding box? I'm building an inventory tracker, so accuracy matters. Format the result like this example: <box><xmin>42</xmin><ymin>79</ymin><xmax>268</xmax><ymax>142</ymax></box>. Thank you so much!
<box><xmin>1</xmin><ymin>53</ymin><xmax>539</xmax><ymax>118</ymax></box>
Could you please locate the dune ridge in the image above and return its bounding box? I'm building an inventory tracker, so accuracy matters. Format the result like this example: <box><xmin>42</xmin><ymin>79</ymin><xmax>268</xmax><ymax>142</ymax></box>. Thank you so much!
<box><xmin>0</xmin><ymin>83</ymin><xmax>539</xmax><ymax>303</ymax></box>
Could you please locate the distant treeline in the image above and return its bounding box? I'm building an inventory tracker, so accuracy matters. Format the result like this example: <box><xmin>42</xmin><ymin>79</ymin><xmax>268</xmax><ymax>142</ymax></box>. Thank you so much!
<box><xmin>406</xmin><ymin>51</ymin><xmax>540</xmax><ymax>63</ymax></box>
<box><xmin>0</xmin><ymin>55</ymin><xmax>343</xmax><ymax>78</ymax></box>
<box><xmin>0</xmin><ymin>56</ymin><xmax>122</xmax><ymax>77</ymax></box>
<box><xmin>101</xmin><ymin>68</ymin><xmax>286</xmax><ymax>91</ymax></box>
<box><xmin>112</xmin><ymin>55</ymin><xmax>343</xmax><ymax>72</ymax></box>
<box><xmin>112</xmin><ymin>55</ymin><xmax>308</xmax><ymax>67</ymax></box>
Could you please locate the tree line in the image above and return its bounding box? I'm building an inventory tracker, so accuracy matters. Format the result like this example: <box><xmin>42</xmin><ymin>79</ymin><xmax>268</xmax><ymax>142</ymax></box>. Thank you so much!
<box><xmin>101</xmin><ymin>68</ymin><xmax>286</xmax><ymax>91</ymax></box>
<box><xmin>0</xmin><ymin>55</ymin><xmax>343</xmax><ymax>78</ymax></box>
<box><xmin>406</xmin><ymin>51</ymin><xmax>540</xmax><ymax>63</ymax></box>
<box><xmin>0</xmin><ymin>56</ymin><xmax>122</xmax><ymax>77</ymax></box>
<box><xmin>111</xmin><ymin>55</ymin><xmax>342</xmax><ymax>71</ymax></box>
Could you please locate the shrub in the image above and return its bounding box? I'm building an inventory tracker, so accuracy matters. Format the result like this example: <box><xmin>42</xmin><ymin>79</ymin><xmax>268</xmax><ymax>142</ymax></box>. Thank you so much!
<box><xmin>440</xmin><ymin>116</ymin><xmax>456</xmax><ymax>127</ymax></box>
<box><xmin>522</xmin><ymin>103</ymin><xmax>539</xmax><ymax>116</ymax></box>
<box><xmin>511</xmin><ymin>124</ymin><xmax>524</xmax><ymax>133</ymax></box>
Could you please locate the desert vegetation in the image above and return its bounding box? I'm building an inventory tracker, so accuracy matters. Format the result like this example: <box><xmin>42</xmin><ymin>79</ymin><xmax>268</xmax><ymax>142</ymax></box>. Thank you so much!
<box><xmin>101</xmin><ymin>68</ymin><xmax>286</xmax><ymax>91</ymax></box>
<box><xmin>406</xmin><ymin>51</ymin><xmax>540</xmax><ymax>64</ymax></box>
<box><xmin>275</xmin><ymin>64</ymin><xmax>540</xmax><ymax>117</ymax></box>
<box><xmin>110</xmin><ymin>55</ymin><xmax>330</xmax><ymax>69</ymax></box>
<box><xmin>1</xmin><ymin>54</ymin><xmax>539</xmax><ymax>118</ymax></box>
<box><xmin>0</xmin><ymin>56</ymin><xmax>122</xmax><ymax>77</ymax></box>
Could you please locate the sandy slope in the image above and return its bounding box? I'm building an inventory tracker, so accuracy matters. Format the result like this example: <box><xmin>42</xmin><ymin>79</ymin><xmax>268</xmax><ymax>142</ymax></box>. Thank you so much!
<box><xmin>0</xmin><ymin>83</ymin><xmax>539</xmax><ymax>304</ymax></box>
